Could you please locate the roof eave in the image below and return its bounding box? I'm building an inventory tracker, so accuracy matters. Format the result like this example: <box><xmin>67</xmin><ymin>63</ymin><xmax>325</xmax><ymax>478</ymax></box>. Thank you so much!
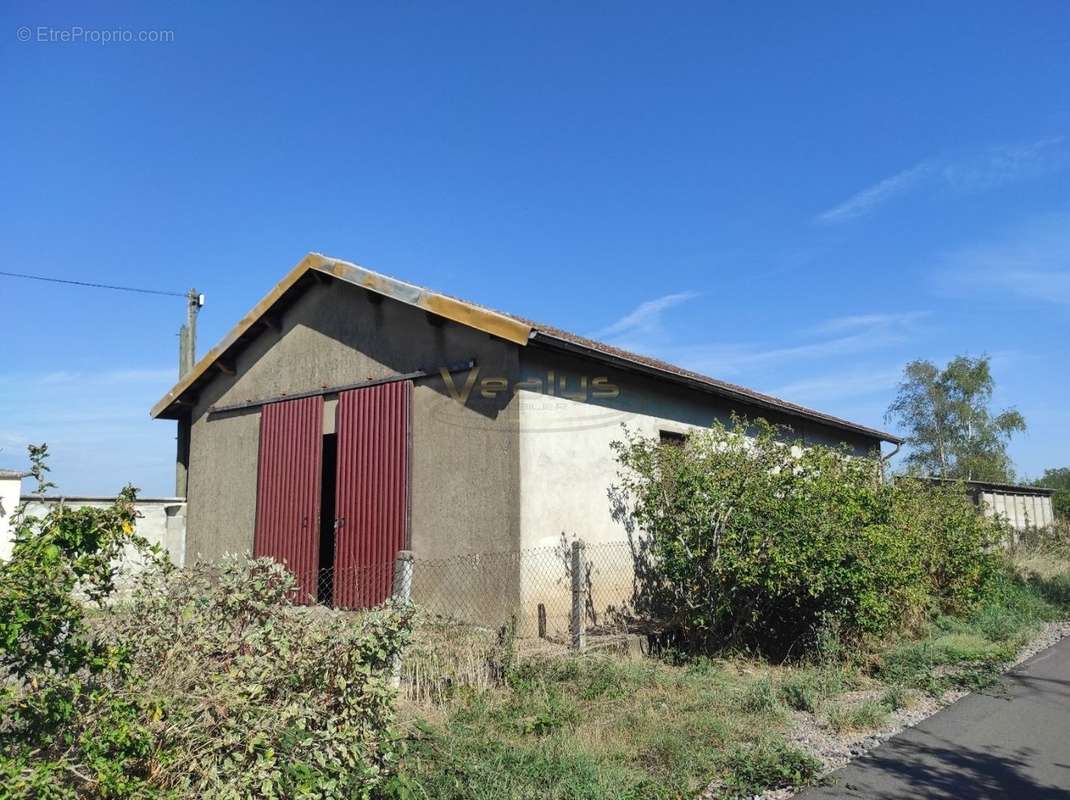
<box><xmin>911</xmin><ymin>476</ymin><xmax>1056</xmax><ymax>495</ymax></box>
<box><xmin>530</xmin><ymin>332</ymin><xmax>904</xmax><ymax>445</ymax></box>
<box><xmin>150</xmin><ymin>253</ymin><xmax>324</xmax><ymax>419</ymax></box>
<box><xmin>150</xmin><ymin>253</ymin><xmax>533</xmax><ymax>419</ymax></box>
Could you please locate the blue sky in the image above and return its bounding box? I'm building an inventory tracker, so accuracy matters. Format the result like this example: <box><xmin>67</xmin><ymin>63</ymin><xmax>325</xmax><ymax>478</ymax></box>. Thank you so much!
<box><xmin>1</xmin><ymin>2</ymin><xmax>1067</xmax><ymax>495</ymax></box>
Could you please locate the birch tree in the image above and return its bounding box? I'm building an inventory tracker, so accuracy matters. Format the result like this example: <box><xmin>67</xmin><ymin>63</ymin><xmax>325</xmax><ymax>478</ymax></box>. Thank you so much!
<box><xmin>885</xmin><ymin>355</ymin><xmax>1025</xmax><ymax>482</ymax></box>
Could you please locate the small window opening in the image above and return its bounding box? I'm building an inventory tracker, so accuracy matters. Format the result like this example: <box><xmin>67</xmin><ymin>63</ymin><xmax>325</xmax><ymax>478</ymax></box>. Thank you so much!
<box><xmin>317</xmin><ymin>433</ymin><xmax>337</xmax><ymax>606</ymax></box>
<box><xmin>659</xmin><ymin>429</ymin><xmax>688</xmax><ymax>447</ymax></box>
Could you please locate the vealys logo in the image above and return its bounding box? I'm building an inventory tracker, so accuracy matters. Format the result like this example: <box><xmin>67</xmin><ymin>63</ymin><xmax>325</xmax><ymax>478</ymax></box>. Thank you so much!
<box><xmin>440</xmin><ymin>367</ymin><xmax>620</xmax><ymax>404</ymax></box>
<box><xmin>430</xmin><ymin>366</ymin><xmax>629</xmax><ymax>433</ymax></box>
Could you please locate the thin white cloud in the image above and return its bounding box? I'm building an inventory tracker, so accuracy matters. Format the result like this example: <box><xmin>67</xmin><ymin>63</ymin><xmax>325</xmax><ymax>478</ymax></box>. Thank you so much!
<box><xmin>807</xmin><ymin>311</ymin><xmax>930</xmax><ymax>336</ymax></box>
<box><xmin>942</xmin><ymin>136</ymin><xmax>1068</xmax><ymax>192</ymax></box>
<box><xmin>0</xmin><ymin>367</ymin><xmax>175</xmax><ymax>389</ymax></box>
<box><xmin>992</xmin><ymin>270</ymin><xmax>1070</xmax><ymax>307</ymax></box>
<box><xmin>591</xmin><ymin>291</ymin><xmax>699</xmax><ymax>341</ymax></box>
<box><xmin>816</xmin><ymin>162</ymin><xmax>933</xmax><ymax>224</ymax></box>
<box><xmin>817</xmin><ymin>137</ymin><xmax>1070</xmax><ymax>224</ymax></box>
<box><xmin>40</xmin><ymin>371</ymin><xmax>80</xmax><ymax>384</ymax></box>
<box><xmin>936</xmin><ymin>212</ymin><xmax>1070</xmax><ymax>310</ymax></box>
<box><xmin>767</xmin><ymin>367</ymin><xmax>904</xmax><ymax>406</ymax></box>
<box><xmin>659</xmin><ymin>310</ymin><xmax>929</xmax><ymax>378</ymax></box>
<box><xmin>0</xmin><ymin>365</ymin><xmax>177</xmax><ymax>494</ymax></box>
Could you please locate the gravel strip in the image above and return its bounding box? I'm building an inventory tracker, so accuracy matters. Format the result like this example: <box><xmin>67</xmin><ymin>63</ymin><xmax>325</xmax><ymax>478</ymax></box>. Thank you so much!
<box><xmin>737</xmin><ymin>621</ymin><xmax>1070</xmax><ymax>800</ymax></box>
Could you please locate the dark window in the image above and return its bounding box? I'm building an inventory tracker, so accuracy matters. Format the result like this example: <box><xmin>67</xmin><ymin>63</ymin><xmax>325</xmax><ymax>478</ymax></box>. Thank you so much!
<box><xmin>660</xmin><ymin>429</ymin><xmax>688</xmax><ymax>447</ymax></box>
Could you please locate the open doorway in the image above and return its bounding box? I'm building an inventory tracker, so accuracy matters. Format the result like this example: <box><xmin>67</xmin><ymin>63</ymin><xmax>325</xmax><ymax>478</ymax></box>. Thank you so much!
<box><xmin>317</xmin><ymin>433</ymin><xmax>337</xmax><ymax>606</ymax></box>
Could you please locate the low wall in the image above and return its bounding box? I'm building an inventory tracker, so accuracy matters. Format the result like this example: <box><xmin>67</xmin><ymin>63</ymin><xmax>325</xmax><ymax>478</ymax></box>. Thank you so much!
<box><xmin>15</xmin><ymin>496</ymin><xmax>187</xmax><ymax>571</ymax></box>
<box><xmin>0</xmin><ymin>476</ymin><xmax>25</xmax><ymax>560</ymax></box>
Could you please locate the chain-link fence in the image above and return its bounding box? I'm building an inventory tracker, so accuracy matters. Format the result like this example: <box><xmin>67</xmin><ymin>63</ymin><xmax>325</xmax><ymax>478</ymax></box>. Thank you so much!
<box><xmin>311</xmin><ymin>561</ymin><xmax>397</xmax><ymax>608</ymax></box>
<box><xmin>303</xmin><ymin>538</ymin><xmax>654</xmax><ymax>644</ymax></box>
<box><xmin>408</xmin><ymin>538</ymin><xmax>648</xmax><ymax>641</ymax></box>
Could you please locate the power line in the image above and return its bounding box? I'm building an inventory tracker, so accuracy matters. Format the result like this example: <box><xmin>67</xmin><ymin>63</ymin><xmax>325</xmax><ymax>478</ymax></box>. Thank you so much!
<box><xmin>0</xmin><ymin>269</ymin><xmax>187</xmax><ymax>298</ymax></box>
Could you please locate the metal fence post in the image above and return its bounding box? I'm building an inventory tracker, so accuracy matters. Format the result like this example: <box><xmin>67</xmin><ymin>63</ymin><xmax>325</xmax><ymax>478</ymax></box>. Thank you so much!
<box><xmin>570</xmin><ymin>539</ymin><xmax>586</xmax><ymax>652</ymax></box>
<box><xmin>390</xmin><ymin>550</ymin><xmax>414</xmax><ymax>688</ymax></box>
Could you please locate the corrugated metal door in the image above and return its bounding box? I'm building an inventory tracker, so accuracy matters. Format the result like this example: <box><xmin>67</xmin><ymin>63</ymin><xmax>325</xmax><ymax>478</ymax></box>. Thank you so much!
<box><xmin>253</xmin><ymin>396</ymin><xmax>324</xmax><ymax>603</ymax></box>
<box><xmin>333</xmin><ymin>380</ymin><xmax>412</xmax><ymax>609</ymax></box>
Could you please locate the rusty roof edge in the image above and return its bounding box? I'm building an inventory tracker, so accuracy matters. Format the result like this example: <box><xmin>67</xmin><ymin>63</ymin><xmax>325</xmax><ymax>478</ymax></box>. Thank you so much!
<box><xmin>529</xmin><ymin>331</ymin><xmax>905</xmax><ymax>444</ymax></box>
<box><xmin>150</xmin><ymin>253</ymin><xmax>327</xmax><ymax>418</ymax></box>
<box><xmin>150</xmin><ymin>253</ymin><xmax>534</xmax><ymax>419</ymax></box>
<box><xmin>311</xmin><ymin>257</ymin><xmax>532</xmax><ymax>346</ymax></box>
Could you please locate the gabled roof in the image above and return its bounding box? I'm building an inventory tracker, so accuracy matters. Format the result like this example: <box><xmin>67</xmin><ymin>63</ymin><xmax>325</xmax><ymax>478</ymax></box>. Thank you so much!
<box><xmin>150</xmin><ymin>252</ymin><xmax>903</xmax><ymax>444</ymax></box>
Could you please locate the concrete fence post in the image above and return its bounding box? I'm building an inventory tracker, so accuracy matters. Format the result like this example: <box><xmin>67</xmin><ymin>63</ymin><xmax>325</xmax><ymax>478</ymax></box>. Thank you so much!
<box><xmin>570</xmin><ymin>539</ymin><xmax>586</xmax><ymax>652</ymax></box>
<box><xmin>393</xmin><ymin>549</ymin><xmax>414</xmax><ymax>605</ymax></box>
<box><xmin>390</xmin><ymin>550</ymin><xmax>414</xmax><ymax>688</ymax></box>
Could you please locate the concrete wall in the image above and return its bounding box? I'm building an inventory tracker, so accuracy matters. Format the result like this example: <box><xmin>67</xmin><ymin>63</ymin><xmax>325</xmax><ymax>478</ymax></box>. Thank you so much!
<box><xmin>513</xmin><ymin>346</ymin><xmax>883</xmax><ymax>631</ymax></box>
<box><xmin>184</xmin><ymin>279</ymin><xmax>522</xmax><ymax>586</ymax></box>
<box><xmin>980</xmin><ymin>489</ymin><xmax>1055</xmax><ymax>532</ymax></box>
<box><xmin>516</xmin><ymin>346</ymin><xmax>880</xmax><ymax>551</ymax></box>
<box><xmin>0</xmin><ymin>476</ymin><xmax>25</xmax><ymax>560</ymax></box>
<box><xmin>11</xmin><ymin>496</ymin><xmax>186</xmax><ymax>573</ymax></box>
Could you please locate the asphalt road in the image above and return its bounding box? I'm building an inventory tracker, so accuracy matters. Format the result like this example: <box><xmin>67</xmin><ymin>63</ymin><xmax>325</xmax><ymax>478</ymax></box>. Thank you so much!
<box><xmin>795</xmin><ymin>635</ymin><xmax>1070</xmax><ymax>799</ymax></box>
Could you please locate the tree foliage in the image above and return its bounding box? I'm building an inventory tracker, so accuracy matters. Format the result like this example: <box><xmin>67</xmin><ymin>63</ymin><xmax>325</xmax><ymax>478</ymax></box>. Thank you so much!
<box><xmin>1034</xmin><ymin>467</ymin><xmax>1070</xmax><ymax>520</ymax></box>
<box><xmin>885</xmin><ymin>355</ymin><xmax>1025</xmax><ymax>482</ymax></box>
<box><xmin>611</xmin><ymin>418</ymin><xmax>1005</xmax><ymax>656</ymax></box>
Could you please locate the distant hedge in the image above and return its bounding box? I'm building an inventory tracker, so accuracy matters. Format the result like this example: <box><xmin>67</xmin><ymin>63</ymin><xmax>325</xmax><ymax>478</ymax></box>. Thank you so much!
<box><xmin>611</xmin><ymin>417</ymin><xmax>1004</xmax><ymax>655</ymax></box>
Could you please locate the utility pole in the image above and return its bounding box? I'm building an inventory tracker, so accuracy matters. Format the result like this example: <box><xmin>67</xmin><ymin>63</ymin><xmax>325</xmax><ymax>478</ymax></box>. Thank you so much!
<box><xmin>179</xmin><ymin>289</ymin><xmax>205</xmax><ymax>378</ymax></box>
<box><xmin>176</xmin><ymin>288</ymin><xmax>204</xmax><ymax>499</ymax></box>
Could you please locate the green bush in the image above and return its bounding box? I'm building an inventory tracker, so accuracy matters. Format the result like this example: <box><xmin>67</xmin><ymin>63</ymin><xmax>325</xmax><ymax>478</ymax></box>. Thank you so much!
<box><xmin>611</xmin><ymin>417</ymin><xmax>1004</xmax><ymax>655</ymax></box>
<box><xmin>0</xmin><ymin>445</ymin><xmax>158</xmax><ymax>799</ymax></box>
<box><xmin>105</xmin><ymin>557</ymin><xmax>414</xmax><ymax>799</ymax></box>
<box><xmin>0</xmin><ymin>445</ymin><xmax>414</xmax><ymax>799</ymax></box>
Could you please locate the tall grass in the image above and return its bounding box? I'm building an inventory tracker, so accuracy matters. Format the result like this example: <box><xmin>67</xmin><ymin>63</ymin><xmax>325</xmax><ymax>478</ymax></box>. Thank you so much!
<box><xmin>391</xmin><ymin>655</ymin><xmax>819</xmax><ymax>799</ymax></box>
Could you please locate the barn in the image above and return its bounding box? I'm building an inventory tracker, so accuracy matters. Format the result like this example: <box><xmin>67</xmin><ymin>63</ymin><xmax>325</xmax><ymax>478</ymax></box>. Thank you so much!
<box><xmin>151</xmin><ymin>253</ymin><xmax>902</xmax><ymax>616</ymax></box>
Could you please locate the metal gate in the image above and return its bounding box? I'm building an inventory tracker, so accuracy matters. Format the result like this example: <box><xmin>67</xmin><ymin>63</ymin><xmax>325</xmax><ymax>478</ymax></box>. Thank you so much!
<box><xmin>333</xmin><ymin>380</ymin><xmax>412</xmax><ymax>608</ymax></box>
<box><xmin>253</xmin><ymin>395</ymin><xmax>323</xmax><ymax>602</ymax></box>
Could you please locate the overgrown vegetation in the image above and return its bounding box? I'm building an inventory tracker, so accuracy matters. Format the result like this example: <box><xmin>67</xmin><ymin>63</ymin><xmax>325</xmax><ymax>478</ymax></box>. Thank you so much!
<box><xmin>391</xmin><ymin>552</ymin><xmax>1070</xmax><ymax>799</ymax></box>
<box><xmin>611</xmin><ymin>417</ymin><xmax>1004</xmax><ymax>655</ymax></box>
<box><xmin>4</xmin><ymin>428</ymin><xmax>1070</xmax><ymax>800</ymax></box>
<box><xmin>875</xmin><ymin>559</ymin><xmax>1070</xmax><ymax>694</ymax></box>
<box><xmin>389</xmin><ymin>421</ymin><xmax>1070</xmax><ymax>799</ymax></box>
<box><xmin>390</xmin><ymin>654</ymin><xmax>820</xmax><ymax>800</ymax></box>
<box><xmin>0</xmin><ymin>446</ymin><xmax>413</xmax><ymax>799</ymax></box>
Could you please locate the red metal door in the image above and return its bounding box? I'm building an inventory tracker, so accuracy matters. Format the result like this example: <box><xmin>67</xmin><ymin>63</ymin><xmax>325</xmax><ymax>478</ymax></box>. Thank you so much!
<box><xmin>333</xmin><ymin>380</ymin><xmax>412</xmax><ymax>609</ymax></box>
<box><xmin>253</xmin><ymin>395</ymin><xmax>323</xmax><ymax>603</ymax></box>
